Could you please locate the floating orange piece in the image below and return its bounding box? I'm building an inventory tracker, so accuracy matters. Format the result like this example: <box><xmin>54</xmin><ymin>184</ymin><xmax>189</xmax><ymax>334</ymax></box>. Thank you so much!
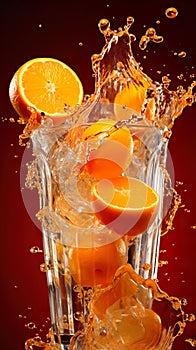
<box><xmin>81</xmin><ymin>120</ymin><xmax>133</xmax><ymax>179</ymax></box>
<box><xmin>92</xmin><ymin>176</ymin><xmax>159</xmax><ymax>238</ymax></box>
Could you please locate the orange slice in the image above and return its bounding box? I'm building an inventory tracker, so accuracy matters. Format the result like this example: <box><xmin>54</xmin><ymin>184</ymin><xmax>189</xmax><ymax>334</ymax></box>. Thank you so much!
<box><xmin>9</xmin><ymin>57</ymin><xmax>83</xmax><ymax>123</ymax></box>
<box><xmin>92</xmin><ymin>176</ymin><xmax>159</xmax><ymax>238</ymax></box>
<box><xmin>81</xmin><ymin>120</ymin><xmax>133</xmax><ymax>179</ymax></box>
<box><xmin>67</xmin><ymin>238</ymin><xmax>127</xmax><ymax>287</ymax></box>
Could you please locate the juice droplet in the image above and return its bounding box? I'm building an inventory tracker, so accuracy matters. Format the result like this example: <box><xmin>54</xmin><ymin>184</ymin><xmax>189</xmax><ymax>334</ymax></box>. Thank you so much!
<box><xmin>139</xmin><ymin>27</ymin><xmax>163</xmax><ymax>50</ymax></box>
<box><xmin>142</xmin><ymin>263</ymin><xmax>151</xmax><ymax>270</ymax></box>
<box><xmin>98</xmin><ymin>18</ymin><xmax>110</xmax><ymax>35</ymax></box>
<box><xmin>161</xmin><ymin>188</ymin><xmax>181</xmax><ymax>236</ymax></box>
<box><xmin>191</xmin><ymin>225</ymin><xmax>196</xmax><ymax>229</ymax></box>
<box><xmin>158</xmin><ymin>260</ymin><xmax>168</xmax><ymax>267</ymax></box>
<box><xmin>186</xmin><ymin>313</ymin><xmax>195</xmax><ymax>322</ymax></box>
<box><xmin>25</xmin><ymin>322</ymin><xmax>37</xmax><ymax>329</ymax></box>
<box><xmin>180</xmin><ymin>298</ymin><xmax>188</xmax><ymax>306</ymax></box>
<box><xmin>40</xmin><ymin>263</ymin><xmax>51</xmax><ymax>272</ymax></box>
<box><xmin>74</xmin><ymin>311</ymin><xmax>85</xmax><ymax>322</ymax></box>
<box><xmin>30</xmin><ymin>246</ymin><xmax>43</xmax><ymax>253</ymax></box>
<box><xmin>139</xmin><ymin>35</ymin><xmax>149</xmax><ymax>50</ymax></box>
<box><xmin>185</xmin><ymin>338</ymin><xmax>196</xmax><ymax>347</ymax></box>
<box><xmin>18</xmin><ymin>107</ymin><xmax>41</xmax><ymax>146</ymax></box>
<box><xmin>176</xmin><ymin>181</ymin><xmax>183</xmax><ymax>186</ymax></box>
<box><xmin>165</xmin><ymin>7</ymin><xmax>178</xmax><ymax>19</ymax></box>
<box><xmin>126</xmin><ymin>16</ymin><xmax>134</xmax><ymax>28</ymax></box>
<box><xmin>9</xmin><ymin>117</ymin><xmax>15</xmax><ymax>123</ymax></box>
<box><xmin>146</xmin><ymin>27</ymin><xmax>156</xmax><ymax>37</ymax></box>
<box><xmin>177</xmin><ymin>73</ymin><xmax>184</xmax><ymax>80</ymax></box>
<box><xmin>178</xmin><ymin>51</ymin><xmax>186</xmax><ymax>58</ymax></box>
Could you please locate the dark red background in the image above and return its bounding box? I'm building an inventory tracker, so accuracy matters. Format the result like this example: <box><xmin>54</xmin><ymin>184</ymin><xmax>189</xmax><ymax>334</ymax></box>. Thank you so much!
<box><xmin>0</xmin><ymin>0</ymin><xmax>195</xmax><ymax>349</ymax></box>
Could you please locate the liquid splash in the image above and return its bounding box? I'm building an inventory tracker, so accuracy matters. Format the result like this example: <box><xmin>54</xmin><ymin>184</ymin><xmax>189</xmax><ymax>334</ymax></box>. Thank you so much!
<box><xmin>30</xmin><ymin>246</ymin><xmax>43</xmax><ymax>254</ymax></box>
<box><xmin>24</xmin><ymin>263</ymin><xmax>195</xmax><ymax>350</ymax></box>
<box><xmin>139</xmin><ymin>27</ymin><xmax>163</xmax><ymax>50</ymax></box>
<box><xmin>18</xmin><ymin>14</ymin><xmax>196</xmax><ymax>350</ymax></box>
<box><xmin>186</xmin><ymin>339</ymin><xmax>196</xmax><ymax>347</ymax></box>
<box><xmin>88</xmin><ymin>17</ymin><xmax>196</xmax><ymax>134</ymax></box>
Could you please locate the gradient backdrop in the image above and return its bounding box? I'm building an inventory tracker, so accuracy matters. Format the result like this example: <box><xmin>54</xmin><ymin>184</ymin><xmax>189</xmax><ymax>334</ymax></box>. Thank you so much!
<box><xmin>0</xmin><ymin>0</ymin><xmax>195</xmax><ymax>349</ymax></box>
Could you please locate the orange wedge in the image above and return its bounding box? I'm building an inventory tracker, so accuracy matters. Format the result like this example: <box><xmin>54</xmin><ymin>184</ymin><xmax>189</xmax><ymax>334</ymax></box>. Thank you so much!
<box><xmin>81</xmin><ymin>120</ymin><xmax>133</xmax><ymax>179</ymax></box>
<box><xmin>92</xmin><ymin>176</ymin><xmax>159</xmax><ymax>238</ymax></box>
<box><xmin>9</xmin><ymin>57</ymin><xmax>83</xmax><ymax>123</ymax></box>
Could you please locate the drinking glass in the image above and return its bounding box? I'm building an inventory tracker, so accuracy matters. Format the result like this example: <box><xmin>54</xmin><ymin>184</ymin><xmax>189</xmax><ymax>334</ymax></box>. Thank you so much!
<box><xmin>31</xmin><ymin>102</ymin><xmax>174</xmax><ymax>349</ymax></box>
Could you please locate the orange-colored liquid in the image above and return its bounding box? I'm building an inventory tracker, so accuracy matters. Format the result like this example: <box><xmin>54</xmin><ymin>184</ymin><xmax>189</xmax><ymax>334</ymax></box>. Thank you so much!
<box><xmin>17</xmin><ymin>14</ymin><xmax>196</xmax><ymax>350</ymax></box>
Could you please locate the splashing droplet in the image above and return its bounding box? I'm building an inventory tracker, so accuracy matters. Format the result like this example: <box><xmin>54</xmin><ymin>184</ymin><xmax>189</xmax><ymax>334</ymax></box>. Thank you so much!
<box><xmin>180</xmin><ymin>298</ymin><xmax>188</xmax><ymax>306</ymax></box>
<box><xmin>142</xmin><ymin>263</ymin><xmax>151</xmax><ymax>270</ymax></box>
<box><xmin>25</xmin><ymin>322</ymin><xmax>37</xmax><ymax>329</ymax></box>
<box><xmin>177</xmin><ymin>74</ymin><xmax>184</xmax><ymax>80</ymax></box>
<box><xmin>165</xmin><ymin>7</ymin><xmax>178</xmax><ymax>19</ymax></box>
<box><xmin>30</xmin><ymin>246</ymin><xmax>43</xmax><ymax>253</ymax></box>
<box><xmin>40</xmin><ymin>263</ymin><xmax>51</xmax><ymax>272</ymax></box>
<box><xmin>178</xmin><ymin>51</ymin><xmax>187</xmax><ymax>58</ymax></box>
<box><xmin>139</xmin><ymin>35</ymin><xmax>149</xmax><ymax>50</ymax></box>
<box><xmin>98</xmin><ymin>18</ymin><xmax>110</xmax><ymax>35</ymax></box>
<box><xmin>185</xmin><ymin>338</ymin><xmax>196</xmax><ymax>347</ymax></box>
<box><xmin>158</xmin><ymin>260</ymin><xmax>169</xmax><ymax>267</ymax></box>
<box><xmin>186</xmin><ymin>314</ymin><xmax>195</xmax><ymax>322</ymax></box>
<box><xmin>146</xmin><ymin>27</ymin><xmax>156</xmax><ymax>38</ymax></box>
<box><xmin>126</xmin><ymin>16</ymin><xmax>134</xmax><ymax>28</ymax></box>
<box><xmin>139</xmin><ymin>27</ymin><xmax>163</xmax><ymax>50</ymax></box>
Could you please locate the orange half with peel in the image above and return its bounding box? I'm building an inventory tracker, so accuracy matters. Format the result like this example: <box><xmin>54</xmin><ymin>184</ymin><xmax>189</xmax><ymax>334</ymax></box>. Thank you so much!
<box><xmin>92</xmin><ymin>176</ymin><xmax>159</xmax><ymax>238</ymax></box>
<box><xmin>9</xmin><ymin>57</ymin><xmax>83</xmax><ymax>123</ymax></box>
<box><xmin>81</xmin><ymin>120</ymin><xmax>133</xmax><ymax>179</ymax></box>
